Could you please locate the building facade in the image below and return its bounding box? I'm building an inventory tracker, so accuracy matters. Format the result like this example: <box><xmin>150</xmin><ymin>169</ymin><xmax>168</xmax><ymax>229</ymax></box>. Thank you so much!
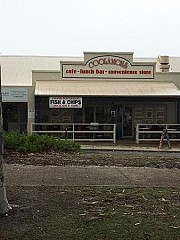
<box><xmin>1</xmin><ymin>52</ymin><xmax>180</xmax><ymax>140</ymax></box>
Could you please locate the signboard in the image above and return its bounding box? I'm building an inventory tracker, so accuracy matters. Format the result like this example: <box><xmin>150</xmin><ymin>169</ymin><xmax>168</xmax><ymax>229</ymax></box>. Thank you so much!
<box><xmin>61</xmin><ymin>55</ymin><xmax>155</xmax><ymax>79</ymax></box>
<box><xmin>49</xmin><ymin>97</ymin><xmax>82</xmax><ymax>108</ymax></box>
<box><xmin>2</xmin><ymin>87</ymin><xmax>28</xmax><ymax>102</ymax></box>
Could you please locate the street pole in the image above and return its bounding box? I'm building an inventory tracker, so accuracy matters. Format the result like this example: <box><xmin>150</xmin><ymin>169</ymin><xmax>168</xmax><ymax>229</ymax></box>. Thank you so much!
<box><xmin>0</xmin><ymin>65</ymin><xmax>11</xmax><ymax>215</ymax></box>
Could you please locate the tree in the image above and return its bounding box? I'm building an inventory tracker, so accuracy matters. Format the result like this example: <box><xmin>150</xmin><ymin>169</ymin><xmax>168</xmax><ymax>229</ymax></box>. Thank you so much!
<box><xmin>0</xmin><ymin>65</ymin><xmax>11</xmax><ymax>215</ymax></box>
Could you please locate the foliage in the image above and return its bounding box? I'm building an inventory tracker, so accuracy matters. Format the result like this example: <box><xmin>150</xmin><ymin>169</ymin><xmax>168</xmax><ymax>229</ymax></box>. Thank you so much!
<box><xmin>3</xmin><ymin>131</ymin><xmax>80</xmax><ymax>153</ymax></box>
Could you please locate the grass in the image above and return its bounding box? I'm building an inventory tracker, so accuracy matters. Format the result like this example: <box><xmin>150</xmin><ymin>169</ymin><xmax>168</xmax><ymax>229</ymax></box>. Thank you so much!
<box><xmin>0</xmin><ymin>187</ymin><xmax>179</xmax><ymax>239</ymax></box>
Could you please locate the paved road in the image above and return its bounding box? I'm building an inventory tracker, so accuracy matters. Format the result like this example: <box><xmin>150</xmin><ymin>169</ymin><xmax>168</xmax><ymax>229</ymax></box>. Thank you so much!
<box><xmin>4</xmin><ymin>164</ymin><xmax>180</xmax><ymax>187</ymax></box>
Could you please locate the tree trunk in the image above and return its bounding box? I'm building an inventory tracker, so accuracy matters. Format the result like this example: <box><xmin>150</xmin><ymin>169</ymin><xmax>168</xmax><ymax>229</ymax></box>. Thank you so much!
<box><xmin>0</xmin><ymin>156</ymin><xmax>11</xmax><ymax>214</ymax></box>
<box><xmin>0</xmin><ymin>65</ymin><xmax>11</xmax><ymax>215</ymax></box>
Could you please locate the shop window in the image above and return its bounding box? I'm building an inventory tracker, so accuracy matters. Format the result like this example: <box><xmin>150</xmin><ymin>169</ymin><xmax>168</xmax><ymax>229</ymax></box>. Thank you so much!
<box><xmin>62</xmin><ymin>109</ymin><xmax>72</xmax><ymax>123</ymax></box>
<box><xmin>74</xmin><ymin>109</ymin><xmax>83</xmax><ymax>123</ymax></box>
<box><xmin>134</xmin><ymin>107</ymin><xmax>143</xmax><ymax>125</ymax></box>
<box><xmin>51</xmin><ymin>109</ymin><xmax>60</xmax><ymax>123</ymax></box>
<box><xmin>50</xmin><ymin>109</ymin><xmax>72</xmax><ymax>123</ymax></box>
<box><xmin>96</xmin><ymin>106</ymin><xmax>105</xmax><ymax>123</ymax></box>
<box><xmin>156</xmin><ymin>106</ymin><xmax>165</xmax><ymax>124</ymax></box>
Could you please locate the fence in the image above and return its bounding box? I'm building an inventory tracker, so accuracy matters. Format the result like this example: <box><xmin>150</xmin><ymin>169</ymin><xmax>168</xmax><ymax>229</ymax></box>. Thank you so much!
<box><xmin>31</xmin><ymin>123</ymin><xmax>116</xmax><ymax>143</ymax></box>
<box><xmin>136</xmin><ymin>124</ymin><xmax>180</xmax><ymax>144</ymax></box>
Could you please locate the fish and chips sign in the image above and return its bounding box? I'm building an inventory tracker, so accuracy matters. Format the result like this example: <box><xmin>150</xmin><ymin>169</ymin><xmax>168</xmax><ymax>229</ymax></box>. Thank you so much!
<box><xmin>49</xmin><ymin>97</ymin><xmax>82</xmax><ymax>108</ymax></box>
<box><xmin>61</xmin><ymin>53</ymin><xmax>155</xmax><ymax>79</ymax></box>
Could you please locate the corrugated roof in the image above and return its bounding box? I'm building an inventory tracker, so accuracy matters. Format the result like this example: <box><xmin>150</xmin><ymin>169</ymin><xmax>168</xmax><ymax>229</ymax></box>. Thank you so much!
<box><xmin>35</xmin><ymin>80</ymin><xmax>180</xmax><ymax>96</ymax></box>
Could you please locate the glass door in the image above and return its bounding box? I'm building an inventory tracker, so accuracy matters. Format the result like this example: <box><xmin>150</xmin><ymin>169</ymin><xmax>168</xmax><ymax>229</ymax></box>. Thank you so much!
<box><xmin>123</xmin><ymin>107</ymin><xmax>133</xmax><ymax>137</ymax></box>
<box><xmin>2</xmin><ymin>103</ymin><xmax>27</xmax><ymax>132</ymax></box>
<box><xmin>115</xmin><ymin>107</ymin><xmax>123</xmax><ymax>139</ymax></box>
<box><xmin>85</xmin><ymin>106</ymin><xmax>94</xmax><ymax>123</ymax></box>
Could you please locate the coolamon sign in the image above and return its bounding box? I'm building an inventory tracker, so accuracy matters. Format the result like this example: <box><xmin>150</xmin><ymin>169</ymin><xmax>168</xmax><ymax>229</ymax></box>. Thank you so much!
<box><xmin>61</xmin><ymin>55</ymin><xmax>155</xmax><ymax>79</ymax></box>
<box><xmin>49</xmin><ymin>97</ymin><xmax>82</xmax><ymax>108</ymax></box>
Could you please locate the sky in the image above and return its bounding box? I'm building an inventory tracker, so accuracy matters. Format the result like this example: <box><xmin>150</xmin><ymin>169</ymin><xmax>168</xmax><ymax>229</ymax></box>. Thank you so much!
<box><xmin>0</xmin><ymin>0</ymin><xmax>180</xmax><ymax>57</ymax></box>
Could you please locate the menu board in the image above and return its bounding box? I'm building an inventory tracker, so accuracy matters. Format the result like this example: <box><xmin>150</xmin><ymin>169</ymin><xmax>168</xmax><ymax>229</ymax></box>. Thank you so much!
<box><xmin>134</xmin><ymin>107</ymin><xmax>143</xmax><ymax>125</ymax></box>
<box><xmin>156</xmin><ymin>106</ymin><xmax>165</xmax><ymax>124</ymax></box>
<box><xmin>145</xmin><ymin>107</ymin><xmax>153</xmax><ymax>124</ymax></box>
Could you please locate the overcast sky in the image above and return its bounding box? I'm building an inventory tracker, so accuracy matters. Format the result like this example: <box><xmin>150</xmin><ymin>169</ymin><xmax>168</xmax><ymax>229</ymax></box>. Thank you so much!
<box><xmin>0</xmin><ymin>0</ymin><xmax>180</xmax><ymax>57</ymax></box>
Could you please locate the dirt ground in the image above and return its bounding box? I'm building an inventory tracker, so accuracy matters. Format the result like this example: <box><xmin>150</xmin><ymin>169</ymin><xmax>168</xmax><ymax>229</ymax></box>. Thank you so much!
<box><xmin>1</xmin><ymin>186</ymin><xmax>180</xmax><ymax>240</ymax></box>
<box><xmin>1</xmin><ymin>150</ymin><xmax>180</xmax><ymax>239</ymax></box>
<box><xmin>4</xmin><ymin>150</ymin><xmax>180</xmax><ymax>168</ymax></box>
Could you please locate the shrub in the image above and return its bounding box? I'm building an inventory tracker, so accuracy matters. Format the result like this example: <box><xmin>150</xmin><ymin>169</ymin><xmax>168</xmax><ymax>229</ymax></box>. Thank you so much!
<box><xmin>3</xmin><ymin>131</ymin><xmax>81</xmax><ymax>153</ymax></box>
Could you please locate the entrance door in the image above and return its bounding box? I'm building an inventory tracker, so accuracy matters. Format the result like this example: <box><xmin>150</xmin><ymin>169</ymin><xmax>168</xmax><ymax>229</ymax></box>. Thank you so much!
<box><xmin>115</xmin><ymin>107</ymin><xmax>123</xmax><ymax>139</ymax></box>
<box><xmin>123</xmin><ymin>107</ymin><xmax>133</xmax><ymax>137</ymax></box>
<box><xmin>3</xmin><ymin>103</ymin><xmax>27</xmax><ymax>132</ymax></box>
<box><xmin>85</xmin><ymin>106</ymin><xmax>94</xmax><ymax>123</ymax></box>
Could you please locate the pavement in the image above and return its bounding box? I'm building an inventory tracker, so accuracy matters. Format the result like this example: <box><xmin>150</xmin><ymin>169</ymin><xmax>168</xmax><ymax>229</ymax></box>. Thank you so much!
<box><xmin>80</xmin><ymin>141</ymin><xmax>180</xmax><ymax>152</ymax></box>
<box><xmin>4</xmin><ymin>164</ymin><xmax>180</xmax><ymax>188</ymax></box>
<box><xmin>4</xmin><ymin>141</ymin><xmax>180</xmax><ymax>188</ymax></box>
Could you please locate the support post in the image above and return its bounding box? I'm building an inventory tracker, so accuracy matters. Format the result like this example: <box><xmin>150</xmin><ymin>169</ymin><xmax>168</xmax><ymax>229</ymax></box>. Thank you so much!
<box><xmin>72</xmin><ymin>124</ymin><xmax>75</xmax><ymax>142</ymax></box>
<box><xmin>113</xmin><ymin>124</ymin><xmax>116</xmax><ymax>143</ymax></box>
<box><xmin>136</xmin><ymin>124</ymin><xmax>139</xmax><ymax>144</ymax></box>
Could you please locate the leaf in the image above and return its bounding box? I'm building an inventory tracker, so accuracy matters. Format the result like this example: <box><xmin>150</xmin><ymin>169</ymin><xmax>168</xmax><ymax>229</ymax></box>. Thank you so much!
<box><xmin>170</xmin><ymin>226</ymin><xmax>180</xmax><ymax>229</ymax></box>
<box><xmin>135</xmin><ymin>222</ymin><xmax>141</xmax><ymax>226</ymax></box>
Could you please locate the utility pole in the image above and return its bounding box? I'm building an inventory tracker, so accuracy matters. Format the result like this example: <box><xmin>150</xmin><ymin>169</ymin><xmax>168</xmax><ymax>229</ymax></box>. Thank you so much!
<box><xmin>0</xmin><ymin>65</ymin><xmax>11</xmax><ymax>215</ymax></box>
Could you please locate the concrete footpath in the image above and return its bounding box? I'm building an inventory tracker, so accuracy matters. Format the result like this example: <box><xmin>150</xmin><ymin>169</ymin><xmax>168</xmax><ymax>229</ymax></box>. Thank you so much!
<box><xmin>81</xmin><ymin>142</ymin><xmax>180</xmax><ymax>152</ymax></box>
<box><xmin>4</xmin><ymin>142</ymin><xmax>180</xmax><ymax>188</ymax></box>
<box><xmin>4</xmin><ymin>164</ymin><xmax>180</xmax><ymax>188</ymax></box>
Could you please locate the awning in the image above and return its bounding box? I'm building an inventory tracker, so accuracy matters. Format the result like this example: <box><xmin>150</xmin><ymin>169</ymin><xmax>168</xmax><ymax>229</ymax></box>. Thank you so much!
<box><xmin>35</xmin><ymin>80</ymin><xmax>180</xmax><ymax>97</ymax></box>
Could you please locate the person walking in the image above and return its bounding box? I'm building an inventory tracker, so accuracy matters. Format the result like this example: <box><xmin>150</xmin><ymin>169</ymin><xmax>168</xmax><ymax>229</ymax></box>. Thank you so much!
<box><xmin>158</xmin><ymin>126</ymin><xmax>171</xmax><ymax>149</ymax></box>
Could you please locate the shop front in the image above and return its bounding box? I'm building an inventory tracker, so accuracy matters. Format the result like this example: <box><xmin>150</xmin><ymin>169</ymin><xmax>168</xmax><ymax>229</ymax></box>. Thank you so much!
<box><xmin>32</xmin><ymin>52</ymin><xmax>180</xmax><ymax>140</ymax></box>
<box><xmin>34</xmin><ymin>95</ymin><xmax>178</xmax><ymax>139</ymax></box>
<box><xmin>2</xmin><ymin>87</ymin><xmax>28</xmax><ymax>132</ymax></box>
